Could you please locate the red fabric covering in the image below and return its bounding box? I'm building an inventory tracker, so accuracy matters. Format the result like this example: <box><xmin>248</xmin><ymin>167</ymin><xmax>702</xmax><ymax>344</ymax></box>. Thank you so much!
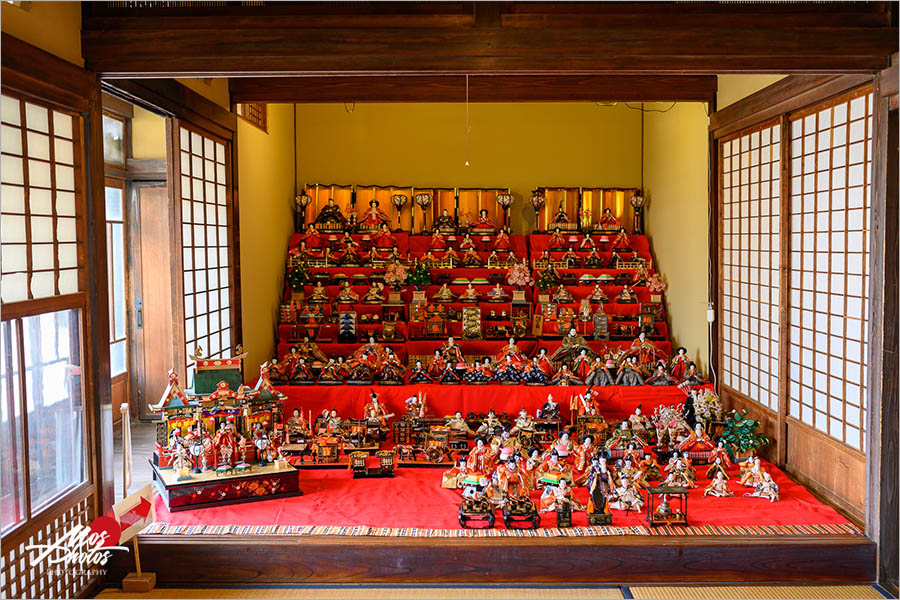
<box><xmin>151</xmin><ymin>459</ymin><xmax>850</xmax><ymax>531</ymax></box>
<box><xmin>409</xmin><ymin>234</ymin><xmax>528</xmax><ymax>258</ymax></box>
<box><xmin>276</xmin><ymin>383</ymin><xmax>695</xmax><ymax>422</ymax></box>
<box><xmin>529</xmin><ymin>233</ymin><xmax>651</xmax><ymax>256</ymax></box>
<box><xmin>289</xmin><ymin>231</ymin><xmax>411</xmax><ymax>253</ymax></box>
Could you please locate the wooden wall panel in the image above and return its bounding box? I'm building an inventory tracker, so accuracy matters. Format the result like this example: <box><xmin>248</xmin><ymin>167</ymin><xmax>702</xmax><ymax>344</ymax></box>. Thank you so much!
<box><xmin>786</xmin><ymin>418</ymin><xmax>866</xmax><ymax>524</ymax></box>
<box><xmin>721</xmin><ymin>387</ymin><xmax>779</xmax><ymax>463</ymax></box>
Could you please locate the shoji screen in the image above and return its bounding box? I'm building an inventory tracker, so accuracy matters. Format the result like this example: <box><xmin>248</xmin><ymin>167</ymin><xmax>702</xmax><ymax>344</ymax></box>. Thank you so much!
<box><xmin>176</xmin><ymin>123</ymin><xmax>234</xmax><ymax>384</ymax></box>
<box><xmin>720</xmin><ymin>122</ymin><xmax>782</xmax><ymax>411</ymax></box>
<box><xmin>788</xmin><ymin>89</ymin><xmax>872</xmax><ymax>451</ymax></box>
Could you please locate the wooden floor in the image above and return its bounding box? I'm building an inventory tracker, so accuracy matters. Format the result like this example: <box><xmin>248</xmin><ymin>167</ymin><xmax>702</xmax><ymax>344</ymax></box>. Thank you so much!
<box><xmin>113</xmin><ymin>419</ymin><xmax>157</xmax><ymax>501</ymax></box>
<box><xmin>94</xmin><ymin>584</ymin><xmax>890</xmax><ymax>599</ymax></box>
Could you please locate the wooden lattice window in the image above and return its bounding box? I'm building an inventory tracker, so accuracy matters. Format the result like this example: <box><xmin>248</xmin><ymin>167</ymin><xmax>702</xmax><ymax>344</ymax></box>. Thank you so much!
<box><xmin>235</xmin><ymin>102</ymin><xmax>267</xmax><ymax>132</ymax></box>
<box><xmin>1</xmin><ymin>95</ymin><xmax>83</xmax><ymax>302</ymax></box>
<box><xmin>788</xmin><ymin>87</ymin><xmax>872</xmax><ymax>451</ymax></box>
<box><xmin>720</xmin><ymin>121</ymin><xmax>782</xmax><ymax>411</ymax></box>
<box><xmin>177</xmin><ymin>125</ymin><xmax>233</xmax><ymax>383</ymax></box>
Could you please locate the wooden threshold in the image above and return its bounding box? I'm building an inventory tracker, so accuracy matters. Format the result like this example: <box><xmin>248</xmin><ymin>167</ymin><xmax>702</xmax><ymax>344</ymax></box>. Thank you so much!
<box><xmin>105</xmin><ymin>534</ymin><xmax>876</xmax><ymax>584</ymax></box>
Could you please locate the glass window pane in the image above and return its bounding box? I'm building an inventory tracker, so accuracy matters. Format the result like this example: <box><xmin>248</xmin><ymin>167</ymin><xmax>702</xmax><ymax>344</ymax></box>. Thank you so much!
<box><xmin>102</xmin><ymin>114</ymin><xmax>124</xmax><ymax>166</ymax></box>
<box><xmin>1</xmin><ymin>320</ymin><xmax>25</xmax><ymax>532</ymax></box>
<box><xmin>110</xmin><ymin>339</ymin><xmax>127</xmax><ymax>377</ymax></box>
<box><xmin>105</xmin><ymin>186</ymin><xmax>123</xmax><ymax>221</ymax></box>
<box><xmin>22</xmin><ymin>309</ymin><xmax>87</xmax><ymax>508</ymax></box>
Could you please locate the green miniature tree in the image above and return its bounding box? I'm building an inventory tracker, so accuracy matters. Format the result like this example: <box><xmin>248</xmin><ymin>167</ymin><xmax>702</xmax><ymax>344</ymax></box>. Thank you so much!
<box><xmin>535</xmin><ymin>266</ymin><xmax>560</xmax><ymax>291</ymax></box>
<box><xmin>286</xmin><ymin>262</ymin><xmax>310</xmax><ymax>291</ymax></box>
<box><xmin>719</xmin><ymin>408</ymin><xmax>771</xmax><ymax>460</ymax></box>
<box><xmin>407</xmin><ymin>259</ymin><xmax>432</xmax><ymax>289</ymax></box>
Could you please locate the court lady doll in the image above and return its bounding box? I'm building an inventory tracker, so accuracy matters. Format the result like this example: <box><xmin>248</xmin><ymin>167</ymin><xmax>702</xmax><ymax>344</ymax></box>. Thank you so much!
<box><xmin>704</xmin><ymin>470</ymin><xmax>734</xmax><ymax>498</ymax></box>
<box><xmin>407</xmin><ymin>359</ymin><xmax>432</xmax><ymax>384</ymax></box>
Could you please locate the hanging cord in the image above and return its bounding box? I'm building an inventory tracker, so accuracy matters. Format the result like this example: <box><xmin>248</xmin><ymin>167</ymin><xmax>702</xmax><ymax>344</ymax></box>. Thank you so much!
<box><xmin>464</xmin><ymin>74</ymin><xmax>471</xmax><ymax>166</ymax></box>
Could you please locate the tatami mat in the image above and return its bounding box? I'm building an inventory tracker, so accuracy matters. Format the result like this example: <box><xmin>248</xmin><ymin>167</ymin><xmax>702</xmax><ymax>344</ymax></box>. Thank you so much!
<box><xmin>628</xmin><ymin>585</ymin><xmax>885</xmax><ymax>599</ymax></box>
<box><xmin>95</xmin><ymin>586</ymin><xmax>625</xmax><ymax>600</ymax></box>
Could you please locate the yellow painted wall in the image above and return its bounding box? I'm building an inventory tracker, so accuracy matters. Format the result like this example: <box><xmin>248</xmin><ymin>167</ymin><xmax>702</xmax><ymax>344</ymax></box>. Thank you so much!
<box><xmin>176</xmin><ymin>78</ymin><xmax>231</xmax><ymax>109</ymax></box>
<box><xmin>131</xmin><ymin>106</ymin><xmax>167</xmax><ymax>159</ymax></box>
<box><xmin>237</xmin><ymin>104</ymin><xmax>296</xmax><ymax>372</ymax></box>
<box><xmin>642</xmin><ymin>102</ymin><xmax>710</xmax><ymax>371</ymax></box>
<box><xmin>293</xmin><ymin>102</ymin><xmax>643</xmax><ymax>233</ymax></box>
<box><xmin>717</xmin><ymin>75</ymin><xmax>787</xmax><ymax>109</ymax></box>
<box><xmin>0</xmin><ymin>1</ymin><xmax>82</xmax><ymax>66</ymax></box>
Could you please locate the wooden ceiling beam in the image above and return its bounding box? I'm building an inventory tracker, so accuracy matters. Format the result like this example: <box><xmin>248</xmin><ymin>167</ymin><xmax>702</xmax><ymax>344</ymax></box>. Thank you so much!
<box><xmin>228</xmin><ymin>75</ymin><xmax>718</xmax><ymax>103</ymax></box>
<box><xmin>81</xmin><ymin>3</ymin><xmax>897</xmax><ymax>77</ymax></box>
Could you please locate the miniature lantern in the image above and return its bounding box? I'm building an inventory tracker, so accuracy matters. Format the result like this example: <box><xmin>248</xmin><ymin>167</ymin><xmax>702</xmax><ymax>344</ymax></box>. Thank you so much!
<box><xmin>629</xmin><ymin>190</ymin><xmax>646</xmax><ymax>234</ymax></box>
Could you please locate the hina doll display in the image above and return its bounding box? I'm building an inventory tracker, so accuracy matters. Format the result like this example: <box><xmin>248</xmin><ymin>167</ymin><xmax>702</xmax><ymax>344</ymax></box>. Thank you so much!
<box><xmin>446</xmin><ymin>410</ymin><xmax>476</xmax><ymax>437</ymax></box>
<box><xmin>548</xmin><ymin>227</ymin><xmax>567</xmax><ymax>249</ymax></box>
<box><xmin>548</xmin><ymin>431</ymin><xmax>574</xmax><ymax>460</ymax></box>
<box><xmin>496</xmin><ymin>459</ymin><xmax>530</xmax><ymax>501</ymax></box>
<box><xmin>628</xmin><ymin>332</ymin><xmax>666</xmax><ymax>370</ymax></box>
<box><xmin>639</xmin><ymin>452</ymin><xmax>662</xmax><ymax>481</ymax></box>
<box><xmin>550</xmin><ymin>328</ymin><xmax>594</xmax><ymax>366</ymax></box>
<box><xmin>679</xmin><ymin>423</ymin><xmax>716</xmax><ymax>452</ymax></box>
<box><xmin>705</xmin><ymin>457</ymin><xmax>730</xmax><ymax>481</ymax></box>
<box><xmin>493</xmin><ymin>228</ymin><xmax>512</xmax><ymax>251</ymax></box>
<box><xmin>679</xmin><ymin>362</ymin><xmax>708</xmax><ymax>386</ymax></box>
<box><xmin>739</xmin><ymin>457</ymin><xmax>767</xmax><ymax>487</ymax></box>
<box><xmin>437</xmin><ymin>361</ymin><xmax>462</xmax><ymax>384</ymax></box>
<box><xmin>571</xmin><ymin>349</ymin><xmax>593</xmax><ymax>380</ymax></box>
<box><xmin>550</xmin><ymin>364</ymin><xmax>583</xmax><ymax>386</ymax></box>
<box><xmin>596</xmin><ymin>207</ymin><xmax>621</xmax><ymax>231</ymax></box>
<box><xmin>472</xmin><ymin>358</ymin><xmax>496</xmax><ymax>383</ymax></box>
<box><xmin>585</xmin><ymin>357</ymin><xmax>616</xmax><ymax>387</ymax></box>
<box><xmin>325</xmin><ymin>409</ymin><xmax>345</xmax><ymax>436</ymax></box>
<box><xmin>589</xmin><ymin>284</ymin><xmax>609</xmax><ymax>304</ymax></box>
<box><xmin>354</xmin><ymin>336</ymin><xmax>386</xmax><ymax>368</ymax></box>
<box><xmin>338</xmin><ymin>233</ymin><xmax>363</xmax><ymax>266</ymax></box>
<box><xmin>628</xmin><ymin>405</ymin><xmax>653</xmax><ymax>438</ymax></box>
<box><xmin>426</xmin><ymin>350</ymin><xmax>446</xmax><ymax>379</ymax></box>
<box><xmin>429</xmin><ymin>229</ymin><xmax>448</xmax><ymax>251</ymax></box>
<box><xmin>645</xmin><ymin>362</ymin><xmax>677</xmax><ymax>386</ymax></box>
<box><xmin>433</xmin><ymin>208</ymin><xmax>457</xmax><ymax>232</ymax></box>
<box><xmin>605</xmin><ymin>420</ymin><xmax>649</xmax><ymax>452</ymax></box>
<box><xmin>459</xmin><ymin>232</ymin><xmax>475</xmax><ymax>250</ymax></box>
<box><xmin>669</xmin><ymin>347</ymin><xmax>691</xmax><ymax>380</ymax></box>
<box><xmin>534</xmin><ymin>348</ymin><xmax>554</xmax><ymax>377</ymax></box>
<box><xmin>609</xmin><ymin>476</ymin><xmax>644</xmax><ymax>511</ymax></box>
<box><xmin>612</xmin><ymin>227</ymin><xmax>631</xmax><ymax>250</ymax></box>
<box><xmin>302</xmin><ymin>224</ymin><xmax>324</xmax><ymax>247</ymax></box>
<box><xmin>432</xmin><ymin>283</ymin><xmax>455</xmax><ymax>303</ymax></box>
<box><xmin>362</xmin><ymin>392</ymin><xmax>393</xmax><ymax>439</ymax></box>
<box><xmin>291</xmin><ymin>358</ymin><xmax>314</xmax><ymax>383</ymax></box>
<box><xmin>539</xmin><ymin>479</ymin><xmax>583</xmax><ymax>513</ymax></box>
<box><xmin>708</xmin><ymin>440</ymin><xmax>733</xmax><ymax>468</ymax></box>
<box><xmin>561</xmin><ymin>248</ymin><xmax>579</xmax><ymax>268</ymax></box>
<box><xmin>704</xmin><ymin>471</ymin><xmax>735</xmax><ymax>497</ymax></box>
<box><xmin>460</xmin><ymin>283</ymin><xmax>481</xmax><ymax>302</ymax></box>
<box><xmin>615</xmin><ymin>356</ymin><xmax>645</xmax><ymax>386</ymax></box>
<box><xmin>487</xmin><ymin>284</ymin><xmax>509</xmax><ymax>301</ymax></box>
<box><xmin>440</xmin><ymin>337</ymin><xmax>465</xmax><ymax>367</ymax></box>
<box><xmin>745</xmin><ymin>472</ymin><xmax>780</xmax><ymax>502</ymax></box>
<box><xmin>551</xmin><ymin>285</ymin><xmax>574</xmax><ymax>305</ymax></box>
<box><xmin>536</xmin><ymin>451</ymin><xmax>573</xmax><ymax>487</ymax></box>
<box><xmin>361</xmin><ymin>281</ymin><xmax>386</xmax><ymax>304</ymax></box>
<box><xmin>358</xmin><ymin>199</ymin><xmax>390</xmax><ymax>230</ymax></box>
<box><xmin>442</xmin><ymin>457</ymin><xmax>468</xmax><ymax>489</ymax></box>
<box><xmin>540</xmin><ymin>394</ymin><xmax>561</xmax><ymax>419</ymax></box>
<box><xmin>314</xmin><ymin>197</ymin><xmax>348</xmax><ymax>230</ymax></box>
<box><xmin>509</xmin><ymin>408</ymin><xmax>535</xmax><ymax>436</ymax></box>
<box><xmin>213</xmin><ymin>418</ymin><xmax>245</xmax><ymax>468</ymax></box>
<box><xmin>617</xmin><ymin>284</ymin><xmax>638</xmax><ymax>303</ymax></box>
<box><xmin>572</xmin><ymin>435</ymin><xmax>596</xmax><ymax>474</ymax></box>
<box><xmin>586</xmin><ymin>456</ymin><xmax>614</xmax><ymax>516</ymax></box>
<box><xmin>495</xmin><ymin>338</ymin><xmax>525</xmax><ymax>366</ymax></box>
<box><xmin>286</xmin><ymin>408</ymin><xmax>310</xmax><ymax>440</ymax></box>
<box><xmin>574</xmin><ymin>387</ymin><xmax>601</xmax><ymax>417</ymax></box>
<box><xmin>373</xmin><ymin>223</ymin><xmax>397</xmax><ymax>248</ymax></box>
<box><xmin>407</xmin><ymin>359</ymin><xmax>432</xmax><ymax>384</ymax></box>
<box><xmin>471</xmin><ymin>208</ymin><xmax>495</xmax><ymax>231</ymax></box>
<box><xmin>317</xmin><ymin>358</ymin><xmax>344</xmax><ymax>384</ymax></box>
<box><xmin>296</xmin><ymin>335</ymin><xmax>329</xmax><ymax>364</ymax></box>
<box><xmin>662</xmin><ymin>457</ymin><xmax>696</xmax><ymax>488</ymax></box>
<box><xmin>346</xmin><ymin>353</ymin><xmax>375</xmax><ymax>383</ymax></box>
<box><xmin>579</xmin><ymin>232</ymin><xmax>596</xmax><ymax>250</ymax></box>
<box><xmin>618</xmin><ymin>457</ymin><xmax>649</xmax><ymax>488</ymax></box>
<box><xmin>466</xmin><ymin>437</ymin><xmax>493</xmax><ymax>474</ymax></box>
<box><xmin>522</xmin><ymin>357</ymin><xmax>550</xmax><ymax>385</ymax></box>
<box><xmin>461</xmin><ymin>247</ymin><xmax>482</xmax><ymax>268</ymax></box>
<box><xmin>335</xmin><ymin>281</ymin><xmax>360</xmax><ymax>303</ymax></box>
<box><xmin>550</xmin><ymin>205</ymin><xmax>570</xmax><ymax>225</ymax></box>
<box><xmin>307</xmin><ymin>281</ymin><xmax>330</xmax><ymax>304</ymax></box>
<box><xmin>476</xmin><ymin>409</ymin><xmax>503</xmax><ymax>437</ymax></box>
<box><xmin>493</xmin><ymin>355</ymin><xmax>524</xmax><ymax>383</ymax></box>
<box><xmin>583</xmin><ymin>248</ymin><xmax>604</xmax><ymax>268</ymax></box>
<box><xmin>377</xmin><ymin>347</ymin><xmax>405</xmax><ymax>383</ymax></box>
